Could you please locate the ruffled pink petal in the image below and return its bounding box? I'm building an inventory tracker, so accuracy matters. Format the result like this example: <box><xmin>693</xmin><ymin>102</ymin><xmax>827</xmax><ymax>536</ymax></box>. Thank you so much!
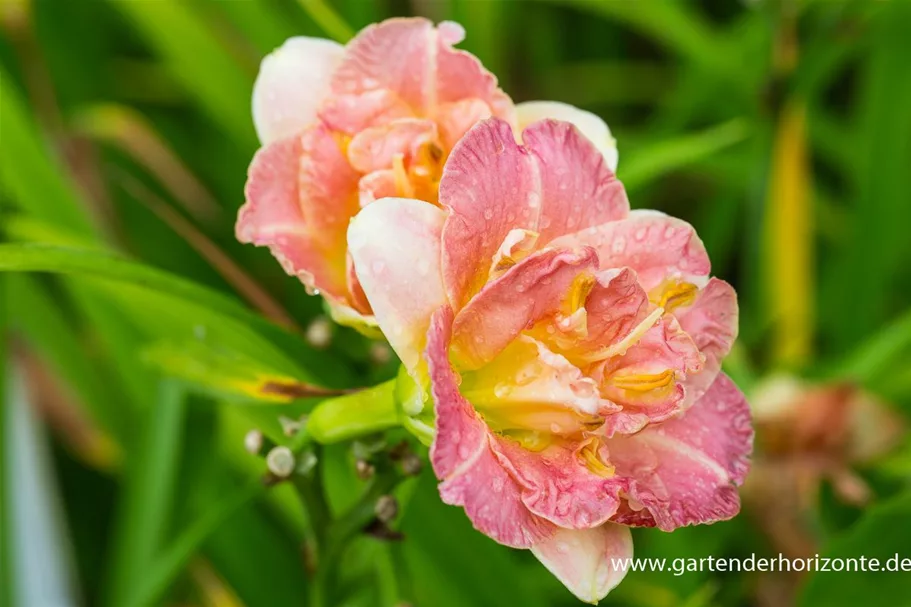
<box><xmin>551</xmin><ymin>210</ymin><xmax>710</xmax><ymax>292</ymax></box>
<box><xmin>346</xmin><ymin>118</ymin><xmax>437</xmax><ymax>174</ymax></box>
<box><xmin>459</xmin><ymin>336</ymin><xmax>617</xmax><ymax>435</ymax></box>
<box><xmin>426</xmin><ymin>307</ymin><xmax>556</xmax><ymax>548</ymax></box>
<box><xmin>319</xmin><ymin>89</ymin><xmax>413</xmax><ymax>135</ymax></box>
<box><xmin>434</xmin><ymin>21</ymin><xmax>515</xmax><ymax>125</ymax></box>
<box><xmin>325</xmin><ymin>18</ymin><xmax>513</xmax><ymax>135</ymax></box>
<box><xmin>252</xmin><ymin>37</ymin><xmax>343</xmax><ymax>144</ymax></box>
<box><xmin>347</xmin><ymin>198</ymin><xmax>448</xmax><ymax>377</ymax></box>
<box><xmin>492</xmin><ymin>437</ymin><xmax>624</xmax><ymax>529</ymax></box>
<box><xmin>435</xmin><ymin>98</ymin><xmax>494</xmax><ymax>151</ymax></box>
<box><xmin>521</xmin><ymin>119</ymin><xmax>628</xmax><ymax>243</ymax></box>
<box><xmin>440</xmin><ymin>118</ymin><xmax>540</xmax><ymax>307</ymax></box>
<box><xmin>330</xmin><ymin>18</ymin><xmax>435</xmax><ymax>114</ymax></box>
<box><xmin>358</xmin><ymin>170</ymin><xmax>398</xmax><ymax>207</ymax></box>
<box><xmin>440</xmin><ymin>118</ymin><xmax>629</xmax><ymax>308</ymax></box>
<box><xmin>605</xmin><ymin>373</ymin><xmax>753</xmax><ymax>530</ymax></box>
<box><xmin>516</xmin><ymin>100</ymin><xmax>618</xmax><ymax>172</ymax></box>
<box><xmin>237</xmin><ymin>129</ymin><xmax>357</xmax><ymax>299</ymax></box>
<box><xmin>537</xmin><ymin>268</ymin><xmax>650</xmax><ymax>362</ymax></box>
<box><xmin>451</xmin><ymin>247</ymin><xmax>598</xmax><ymax>369</ymax></box>
<box><xmin>599</xmin><ymin>315</ymin><xmax>704</xmax><ymax>435</ymax></box>
<box><xmin>298</xmin><ymin>124</ymin><xmax>363</xmax><ymax>248</ymax></box>
<box><xmin>676</xmin><ymin>278</ymin><xmax>739</xmax><ymax>402</ymax></box>
<box><xmin>531</xmin><ymin>524</ymin><xmax>633</xmax><ymax>605</ymax></box>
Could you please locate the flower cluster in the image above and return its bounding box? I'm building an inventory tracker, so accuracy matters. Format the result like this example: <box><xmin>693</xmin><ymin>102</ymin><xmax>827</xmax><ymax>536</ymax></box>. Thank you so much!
<box><xmin>238</xmin><ymin>17</ymin><xmax>752</xmax><ymax>604</ymax></box>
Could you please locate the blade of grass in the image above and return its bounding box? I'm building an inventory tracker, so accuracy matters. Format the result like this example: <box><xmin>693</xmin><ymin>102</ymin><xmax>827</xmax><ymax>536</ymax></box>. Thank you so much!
<box><xmin>535</xmin><ymin>0</ymin><xmax>746</xmax><ymax>88</ymax></box>
<box><xmin>0</xmin><ymin>244</ymin><xmax>273</xmax><ymax>332</ymax></box>
<box><xmin>5</xmin><ymin>362</ymin><xmax>80</xmax><ymax>606</ymax></box>
<box><xmin>0</xmin><ymin>65</ymin><xmax>99</xmax><ymax>239</ymax></box>
<box><xmin>114</xmin><ymin>170</ymin><xmax>298</xmax><ymax>329</ymax></box>
<box><xmin>620</xmin><ymin>119</ymin><xmax>750</xmax><ymax>192</ymax></box>
<box><xmin>763</xmin><ymin>101</ymin><xmax>813</xmax><ymax>369</ymax></box>
<box><xmin>297</xmin><ymin>0</ymin><xmax>354</xmax><ymax>42</ymax></box>
<box><xmin>104</xmin><ymin>380</ymin><xmax>186</xmax><ymax>607</ymax></box>
<box><xmin>7</xmin><ymin>275</ymin><xmax>128</xmax><ymax>442</ymax></box>
<box><xmin>0</xmin><ymin>275</ymin><xmax>10</xmax><ymax>607</ymax></box>
<box><xmin>124</xmin><ymin>480</ymin><xmax>265</xmax><ymax>607</ymax></box>
<box><xmin>823</xmin><ymin>2</ymin><xmax>911</xmax><ymax>350</ymax></box>
<box><xmin>109</xmin><ymin>0</ymin><xmax>257</xmax><ymax>149</ymax></box>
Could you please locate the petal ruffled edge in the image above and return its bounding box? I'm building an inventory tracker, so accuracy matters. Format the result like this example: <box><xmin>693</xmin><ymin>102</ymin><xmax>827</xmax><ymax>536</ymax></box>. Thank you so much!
<box><xmin>606</xmin><ymin>373</ymin><xmax>753</xmax><ymax>530</ymax></box>
<box><xmin>517</xmin><ymin>100</ymin><xmax>618</xmax><ymax>172</ymax></box>
<box><xmin>426</xmin><ymin>307</ymin><xmax>556</xmax><ymax>548</ymax></box>
<box><xmin>252</xmin><ymin>36</ymin><xmax>344</xmax><ymax>144</ymax></box>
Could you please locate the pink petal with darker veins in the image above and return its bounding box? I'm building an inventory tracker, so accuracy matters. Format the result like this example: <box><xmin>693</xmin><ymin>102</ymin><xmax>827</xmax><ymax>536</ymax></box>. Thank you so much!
<box><xmin>451</xmin><ymin>247</ymin><xmax>598</xmax><ymax>369</ymax></box>
<box><xmin>492</xmin><ymin>437</ymin><xmax>624</xmax><ymax>529</ymax></box>
<box><xmin>237</xmin><ymin>129</ymin><xmax>357</xmax><ymax>299</ymax></box>
<box><xmin>426</xmin><ymin>307</ymin><xmax>556</xmax><ymax>548</ymax></box>
<box><xmin>440</xmin><ymin>118</ymin><xmax>630</xmax><ymax>308</ymax></box>
<box><xmin>676</xmin><ymin>278</ymin><xmax>739</xmax><ymax>402</ymax></box>
<box><xmin>552</xmin><ymin>210</ymin><xmax>710</xmax><ymax>292</ymax></box>
<box><xmin>606</xmin><ymin>373</ymin><xmax>753</xmax><ymax>530</ymax></box>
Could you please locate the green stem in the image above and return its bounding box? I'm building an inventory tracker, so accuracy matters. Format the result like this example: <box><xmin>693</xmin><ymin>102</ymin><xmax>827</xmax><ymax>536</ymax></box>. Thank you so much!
<box><xmin>310</xmin><ymin>468</ymin><xmax>400</xmax><ymax>606</ymax></box>
<box><xmin>307</xmin><ymin>379</ymin><xmax>399</xmax><ymax>444</ymax></box>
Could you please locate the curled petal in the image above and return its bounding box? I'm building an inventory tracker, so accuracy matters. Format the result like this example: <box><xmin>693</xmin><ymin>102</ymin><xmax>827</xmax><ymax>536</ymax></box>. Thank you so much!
<box><xmin>531</xmin><ymin>524</ymin><xmax>633</xmax><ymax>605</ymax></box>
<box><xmin>325</xmin><ymin>18</ymin><xmax>513</xmax><ymax>134</ymax></box>
<box><xmin>459</xmin><ymin>336</ymin><xmax>618</xmax><ymax>435</ymax></box>
<box><xmin>252</xmin><ymin>37</ymin><xmax>343</xmax><ymax>144</ymax></box>
<box><xmin>440</xmin><ymin>118</ymin><xmax>540</xmax><ymax>306</ymax></box>
<box><xmin>426</xmin><ymin>308</ymin><xmax>555</xmax><ymax>547</ymax></box>
<box><xmin>346</xmin><ymin>118</ymin><xmax>437</xmax><ymax>174</ymax></box>
<box><xmin>451</xmin><ymin>247</ymin><xmax>598</xmax><ymax>369</ymax></box>
<box><xmin>535</xmin><ymin>267</ymin><xmax>650</xmax><ymax>363</ymax></box>
<box><xmin>441</xmin><ymin>118</ymin><xmax>628</xmax><ymax>307</ymax></box>
<box><xmin>238</xmin><ymin>129</ymin><xmax>357</xmax><ymax>299</ymax></box>
<box><xmin>358</xmin><ymin>170</ymin><xmax>398</xmax><ymax>207</ymax></box>
<box><xmin>599</xmin><ymin>315</ymin><xmax>704</xmax><ymax>435</ymax></box>
<box><xmin>348</xmin><ymin>198</ymin><xmax>448</xmax><ymax>378</ymax></box>
<box><xmin>436</xmin><ymin>98</ymin><xmax>495</xmax><ymax>151</ymax></box>
<box><xmin>606</xmin><ymin>373</ymin><xmax>753</xmax><ymax>530</ymax></box>
<box><xmin>676</xmin><ymin>278</ymin><xmax>739</xmax><ymax>402</ymax></box>
<box><xmin>552</xmin><ymin>210</ymin><xmax>710</xmax><ymax>292</ymax></box>
<box><xmin>517</xmin><ymin>100</ymin><xmax>618</xmax><ymax>172</ymax></box>
<box><xmin>523</xmin><ymin>119</ymin><xmax>629</xmax><ymax>244</ymax></box>
<box><xmin>493</xmin><ymin>436</ymin><xmax>624</xmax><ymax>529</ymax></box>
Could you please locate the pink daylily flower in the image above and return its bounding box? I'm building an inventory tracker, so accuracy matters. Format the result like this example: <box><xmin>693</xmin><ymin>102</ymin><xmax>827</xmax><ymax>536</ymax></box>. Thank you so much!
<box><xmin>347</xmin><ymin>117</ymin><xmax>752</xmax><ymax>603</ymax></box>
<box><xmin>237</xmin><ymin>17</ymin><xmax>618</xmax><ymax>331</ymax></box>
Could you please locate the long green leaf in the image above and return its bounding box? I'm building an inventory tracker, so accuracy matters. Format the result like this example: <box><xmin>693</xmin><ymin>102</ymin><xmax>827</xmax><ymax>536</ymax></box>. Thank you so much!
<box><xmin>0</xmin><ymin>65</ymin><xmax>99</xmax><ymax>238</ymax></box>
<box><xmin>0</xmin><ymin>244</ymin><xmax>270</xmax><ymax>334</ymax></box>
<box><xmin>7</xmin><ymin>275</ymin><xmax>128</xmax><ymax>441</ymax></box>
<box><xmin>104</xmin><ymin>380</ymin><xmax>186</xmax><ymax>607</ymax></box>
<box><xmin>536</xmin><ymin>0</ymin><xmax>746</xmax><ymax>88</ymax></box>
<box><xmin>0</xmin><ymin>275</ymin><xmax>10</xmax><ymax>607</ymax></box>
<box><xmin>109</xmin><ymin>0</ymin><xmax>257</xmax><ymax>148</ymax></box>
<box><xmin>620</xmin><ymin>119</ymin><xmax>750</xmax><ymax>192</ymax></box>
<box><xmin>799</xmin><ymin>490</ymin><xmax>911</xmax><ymax>606</ymax></box>
<box><xmin>822</xmin><ymin>1</ymin><xmax>911</xmax><ymax>350</ymax></box>
<box><xmin>125</xmin><ymin>480</ymin><xmax>264</xmax><ymax>607</ymax></box>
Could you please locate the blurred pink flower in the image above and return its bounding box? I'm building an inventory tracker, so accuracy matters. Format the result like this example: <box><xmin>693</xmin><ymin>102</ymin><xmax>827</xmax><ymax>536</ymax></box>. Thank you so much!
<box><xmin>347</xmin><ymin>117</ymin><xmax>752</xmax><ymax>603</ymax></box>
<box><xmin>236</xmin><ymin>17</ymin><xmax>617</xmax><ymax>332</ymax></box>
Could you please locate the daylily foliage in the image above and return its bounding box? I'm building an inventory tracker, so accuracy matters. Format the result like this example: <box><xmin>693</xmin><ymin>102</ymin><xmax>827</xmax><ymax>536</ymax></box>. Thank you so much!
<box><xmin>238</xmin><ymin>17</ymin><xmax>752</xmax><ymax>605</ymax></box>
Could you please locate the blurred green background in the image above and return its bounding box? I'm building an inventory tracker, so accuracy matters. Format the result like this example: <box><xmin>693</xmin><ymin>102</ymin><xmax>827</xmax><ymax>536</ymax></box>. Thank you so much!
<box><xmin>2</xmin><ymin>0</ymin><xmax>911</xmax><ymax>606</ymax></box>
